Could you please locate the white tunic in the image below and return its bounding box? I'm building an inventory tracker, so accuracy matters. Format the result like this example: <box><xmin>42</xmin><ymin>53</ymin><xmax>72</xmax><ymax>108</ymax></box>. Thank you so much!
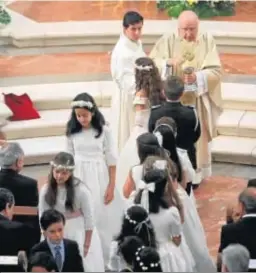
<box><xmin>110</xmin><ymin>33</ymin><xmax>146</xmax><ymax>151</ymax></box>
<box><xmin>66</xmin><ymin>125</ymin><xmax>125</xmax><ymax>262</ymax></box>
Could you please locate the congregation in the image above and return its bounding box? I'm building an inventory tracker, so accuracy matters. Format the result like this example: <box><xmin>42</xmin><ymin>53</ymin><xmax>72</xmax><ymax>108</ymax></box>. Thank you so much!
<box><xmin>0</xmin><ymin>9</ymin><xmax>256</xmax><ymax>273</ymax></box>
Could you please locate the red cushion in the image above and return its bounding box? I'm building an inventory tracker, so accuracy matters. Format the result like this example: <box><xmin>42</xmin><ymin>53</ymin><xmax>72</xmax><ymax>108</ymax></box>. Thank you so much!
<box><xmin>3</xmin><ymin>93</ymin><xmax>40</xmax><ymax>121</ymax></box>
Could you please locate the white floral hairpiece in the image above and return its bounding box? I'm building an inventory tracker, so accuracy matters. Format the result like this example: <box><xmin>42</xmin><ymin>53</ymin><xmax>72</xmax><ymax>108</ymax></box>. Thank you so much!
<box><xmin>50</xmin><ymin>161</ymin><xmax>75</xmax><ymax>171</ymax></box>
<box><xmin>125</xmin><ymin>206</ymin><xmax>151</xmax><ymax>233</ymax></box>
<box><xmin>70</xmin><ymin>100</ymin><xmax>93</xmax><ymax>109</ymax></box>
<box><xmin>153</xmin><ymin>131</ymin><xmax>163</xmax><ymax>147</ymax></box>
<box><xmin>153</xmin><ymin>160</ymin><xmax>167</xmax><ymax>170</ymax></box>
<box><xmin>135</xmin><ymin>64</ymin><xmax>153</xmax><ymax>71</ymax></box>
<box><xmin>135</xmin><ymin>246</ymin><xmax>159</xmax><ymax>271</ymax></box>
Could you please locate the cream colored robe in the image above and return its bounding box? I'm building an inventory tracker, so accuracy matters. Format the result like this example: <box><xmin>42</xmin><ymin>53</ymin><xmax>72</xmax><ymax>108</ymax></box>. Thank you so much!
<box><xmin>150</xmin><ymin>32</ymin><xmax>223</xmax><ymax>178</ymax></box>
<box><xmin>110</xmin><ymin>33</ymin><xmax>146</xmax><ymax>152</ymax></box>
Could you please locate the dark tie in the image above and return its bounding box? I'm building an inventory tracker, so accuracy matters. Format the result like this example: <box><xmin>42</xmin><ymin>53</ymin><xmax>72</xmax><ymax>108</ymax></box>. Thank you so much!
<box><xmin>54</xmin><ymin>245</ymin><xmax>62</xmax><ymax>271</ymax></box>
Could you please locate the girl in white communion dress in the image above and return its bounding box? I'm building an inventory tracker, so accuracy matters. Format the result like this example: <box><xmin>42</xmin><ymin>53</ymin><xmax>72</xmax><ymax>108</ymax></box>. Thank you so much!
<box><xmin>133</xmin><ymin>157</ymin><xmax>195</xmax><ymax>272</ymax></box>
<box><xmin>39</xmin><ymin>152</ymin><xmax>104</xmax><ymax>272</ymax></box>
<box><xmin>107</xmin><ymin>205</ymin><xmax>157</xmax><ymax>272</ymax></box>
<box><xmin>153</xmin><ymin>118</ymin><xmax>216</xmax><ymax>272</ymax></box>
<box><xmin>115</xmin><ymin>57</ymin><xmax>165</xmax><ymax>195</ymax></box>
<box><xmin>66</xmin><ymin>92</ymin><xmax>124</xmax><ymax>262</ymax></box>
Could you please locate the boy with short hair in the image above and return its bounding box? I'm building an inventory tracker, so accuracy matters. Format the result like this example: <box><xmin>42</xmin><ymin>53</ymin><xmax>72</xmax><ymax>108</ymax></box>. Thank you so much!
<box><xmin>30</xmin><ymin>209</ymin><xmax>84</xmax><ymax>272</ymax></box>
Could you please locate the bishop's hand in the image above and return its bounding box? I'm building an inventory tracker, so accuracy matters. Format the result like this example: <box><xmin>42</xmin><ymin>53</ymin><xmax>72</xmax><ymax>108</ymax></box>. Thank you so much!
<box><xmin>167</xmin><ymin>57</ymin><xmax>184</xmax><ymax>67</ymax></box>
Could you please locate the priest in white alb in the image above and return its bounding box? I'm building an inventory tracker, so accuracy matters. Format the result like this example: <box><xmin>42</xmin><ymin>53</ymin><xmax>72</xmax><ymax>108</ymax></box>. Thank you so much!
<box><xmin>150</xmin><ymin>10</ymin><xmax>223</xmax><ymax>184</ymax></box>
<box><xmin>110</xmin><ymin>11</ymin><xmax>146</xmax><ymax>152</ymax></box>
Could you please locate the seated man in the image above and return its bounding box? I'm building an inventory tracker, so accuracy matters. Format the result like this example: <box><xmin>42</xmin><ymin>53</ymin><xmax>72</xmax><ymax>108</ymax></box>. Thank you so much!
<box><xmin>30</xmin><ymin>209</ymin><xmax>84</xmax><ymax>272</ymax></box>
<box><xmin>221</xmin><ymin>244</ymin><xmax>250</xmax><ymax>272</ymax></box>
<box><xmin>28</xmin><ymin>252</ymin><xmax>58</xmax><ymax>272</ymax></box>
<box><xmin>218</xmin><ymin>188</ymin><xmax>256</xmax><ymax>270</ymax></box>
<box><xmin>0</xmin><ymin>188</ymin><xmax>34</xmax><ymax>272</ymax></box>
<box><xmin>148</xmin><ymin>75</ymin><xmax>201</xmax><ymax>187</ymax></box>
<box><xmin>0</xmin><ymin>142</ymin><xmax>40</xmax><ymax>244</ymax></box>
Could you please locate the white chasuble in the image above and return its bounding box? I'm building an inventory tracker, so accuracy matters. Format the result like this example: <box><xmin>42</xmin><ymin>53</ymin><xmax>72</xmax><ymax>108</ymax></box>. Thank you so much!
<box><xmin>150</xmin><ymin>32</ymin><xmax>223</xmax><ymax>179</ymax></box>
<box><xmin>110</xmin><ymin>33</ymin><xmax>146</xmax><ymax>152</ymax></box>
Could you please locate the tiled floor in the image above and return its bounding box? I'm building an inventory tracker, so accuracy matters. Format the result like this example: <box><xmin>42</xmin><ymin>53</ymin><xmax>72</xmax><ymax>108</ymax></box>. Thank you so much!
<box><xmin>7</xmin><ymin>1</ymin><xmax>256</xmax><ymax>22</ymax></box>
<box><xmin>22</xmin><ymin>163</ymin><xmax>249</xmax><ymax>259</ymax></box>
<box><xmin>0</xmin><ymin>53</ymin><xmax>255</xmax><ymax>78</ymax></box>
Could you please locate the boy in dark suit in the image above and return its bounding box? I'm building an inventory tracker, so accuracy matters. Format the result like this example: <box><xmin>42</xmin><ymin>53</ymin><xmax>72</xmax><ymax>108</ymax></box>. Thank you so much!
<box><xmin>148</xmin><ymin>75</ymin><xmax>201</xmax><ymax>187</ymax></box>
<box><xmin>30</xmin><ymin>209</ymin><xmax>84</xmax><ymax>272</ymax></box>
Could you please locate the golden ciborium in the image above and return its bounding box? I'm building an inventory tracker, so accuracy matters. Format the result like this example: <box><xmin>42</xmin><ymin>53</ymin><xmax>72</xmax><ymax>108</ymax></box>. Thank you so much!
<box><xmin>180</xmin><ymin>41</ymin><xmax>198</xmax><ymax>106</ymax></box>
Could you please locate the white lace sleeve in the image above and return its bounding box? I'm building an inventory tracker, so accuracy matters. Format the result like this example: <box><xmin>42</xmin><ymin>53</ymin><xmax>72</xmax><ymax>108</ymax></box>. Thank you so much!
<box><xmin>168</xmin><ymin>206</ymin><xmax>182</xmax><ymax>237</ymax></box>
<box><xmin>38</xmin><ymin>184</ymin><xmax>50</xmax><ymax>219</ymax></box>
<box><xmin>103</xmin><ymin>125</ymin><xmax>117</xmax><ymax>166</ymax></box>
<box><xmin>66</xmin><ymin>136</ymin><xmax>74</xmax><ymax>155</ymax></box>
<box><xmin>107</xmin><ymin>241</ymin><xmax>121</xmax><ymax>271</ymax></box>
<box><xmin>78</xmin><ymin>184</ymin><xmax>95</xmax><ymax>231</ymax></box>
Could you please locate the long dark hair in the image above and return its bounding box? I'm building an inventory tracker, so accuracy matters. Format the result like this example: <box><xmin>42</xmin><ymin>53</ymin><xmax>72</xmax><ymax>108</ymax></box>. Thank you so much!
<box><xmin>154</xmin><ymin>117</ymin><xmax>183</xmax><ymax>183</ymax></box>
<box><xmin>119</xmin><ymin>236</ymin><xmax>145</xmax><ymax>268</ymax></box>
<box><xmin>134</xmin><ymin>168</ymin><xmax>169</xmax><ymax>214</ymax></box>
<box><xmin>133</xmin><ymin>247</ymin><xmax>162</xmax><ymax>272</ymax></box>
<box><xmin>66</xmin><ymin>92</ymin><xmax>105</xmax><ymax>138</ymax></box>
<box><xmin>136</xmin><ymin>132</ymin><xmax>167</xmax><ymax>164</ymax></box>
<box><xmin>115</xmin><ymin>205</ymin><xmax>157</xmax><ymax>249</ymax></box>
<box><xmin>135</xmin><ymin>57</ymin><xmax>165</xmax><ymax>107</ymax></box>
<box><xmin>45</xmin><ymin>152</ymin><xmax>77</xmax><ymax>211</ymax></box>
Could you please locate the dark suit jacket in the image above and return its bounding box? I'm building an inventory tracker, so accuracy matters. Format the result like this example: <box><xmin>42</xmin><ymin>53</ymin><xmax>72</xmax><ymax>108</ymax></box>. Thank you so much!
<box><xmin>148</xmin><ymin>101</ymin><xmax>201</xmax><ymax>169</ymax></box>
<box><xmin>0</xmin><ymin>169</ymin><xmax>41</xmax><ymax>244</ymax></box>
<box><xmin>30</xmin><ymin>239</ymin><xmax>84</xmax><ymax>272</ymax></box>
<box><xmin>219</xmin><ymin>216</ymin><xmax>256</xmax><ymax>258</ymax></box>
<box><xmin>0</xmin><ymin>214</ymin><xmax>34</xmax><ymax>272</ymax></box>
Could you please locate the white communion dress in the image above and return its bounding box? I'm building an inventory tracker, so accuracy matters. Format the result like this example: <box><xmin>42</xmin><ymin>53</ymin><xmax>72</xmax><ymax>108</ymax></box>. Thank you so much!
<box><xmin>149</xmin><ymin>207</ymin><xmax>196</xmax><ymax>272</ymax></box>
<box><xmin>39</xmin><ymin>181</ymin><xmax>104</xmax><ymax>272</ymax></box>
<box><xmin>115</xmin><ymin>95</ymin><xmax>150</xmax><ymax>194</ymax></box>
<box><xmin>66</xmin><ymin>125</ymin><xmax>125</xmax><ymax>262</ymax></box>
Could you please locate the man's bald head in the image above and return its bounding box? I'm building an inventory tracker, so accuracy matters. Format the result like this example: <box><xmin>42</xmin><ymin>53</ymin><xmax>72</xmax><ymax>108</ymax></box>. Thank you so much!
<box><xmin>178</xmin><ymin>10</ymin><xmax>199</xmax><ymax>42</ymax></box>
<box><xmin>239</xmin><ymin>187</ymin><xmax>256</xmax><ymax>214</ymax></box>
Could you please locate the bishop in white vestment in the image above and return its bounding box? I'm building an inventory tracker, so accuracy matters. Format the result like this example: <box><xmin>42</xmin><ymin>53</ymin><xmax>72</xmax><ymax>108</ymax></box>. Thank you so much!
<box><xmin>110</xmin><ymin>12</ymin><xmax>146</xmax><ymax>152</ymax></box>
<box><xmin>150</xmin><ymin>11</ymin><xmax>223</xmax><ymax>183</ymax></box>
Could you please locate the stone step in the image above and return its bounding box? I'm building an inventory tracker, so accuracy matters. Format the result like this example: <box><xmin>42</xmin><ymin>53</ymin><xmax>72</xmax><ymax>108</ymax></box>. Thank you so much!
<box><xmin>1</xmin><ymin>81</ymin><xmax>255</xmax><ymax>111</ymax></box>
<box><xmin>3</xmin><ymin>108</ymin><xmax>111</xmax><ymax>140</ymax></box>
<box><xmin>212</xmin><ymin>136</ymin><xmax>256</xmax><ymax>165</ymax></box>
<box><xmin>1</xmin><ymin>17</ymin><xmax>256</xmax><ymax>54</ymax></box>
<box><xmin>1</xmin><ymin>81</ymin><xmax>114</xmax><ymax>111</ymax></box>
<box><xmin>217</xmin><ymin>110</ymin><xmax>256</xmax><ymax>138</ymax></box>
<box><xmin>0</xmin><ymin>52</ymin><xmax>255</xmax><ymax>87</ymax></box>
<box><xmin>16</xmin><ymin>134</ymin><xmax>256</xmax><ymax>166</ymax></box>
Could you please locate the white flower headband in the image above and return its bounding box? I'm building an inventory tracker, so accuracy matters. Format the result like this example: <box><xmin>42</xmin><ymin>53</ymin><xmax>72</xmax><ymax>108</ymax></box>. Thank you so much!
<box><xmin>50</xmin><ymin>161</ymin><xmax>75</xmax><ymax>171</ymax></box>
<box><xmin>153</xmin><ymin>123</ymin><xmax>177</xmax><ymax>146</ymax></box>
<box><xmin>70</xmin><ymin>100</ymin><xmax>93</xmax><ymax>109</ymax></box>
<box><xmin>135</xmin><ymin>63</ymin><xmax>153</xmax><ymax>71</ymax></box>
<box><xmin>135</xmin><ymin>246</ymin><xmax>160</xmax><ymax>271</ymax></box>
<box><xmin>125</xmin><ymin>206</ymin><xmax>152</xmax><ymax>233</ymax></box>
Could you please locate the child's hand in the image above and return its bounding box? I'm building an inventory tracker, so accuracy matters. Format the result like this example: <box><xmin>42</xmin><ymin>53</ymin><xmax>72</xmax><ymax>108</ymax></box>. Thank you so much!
<box><xmin>104</xmin><ymin>184</ymin><xmax>114</xmax><ymax>205</ymax></box>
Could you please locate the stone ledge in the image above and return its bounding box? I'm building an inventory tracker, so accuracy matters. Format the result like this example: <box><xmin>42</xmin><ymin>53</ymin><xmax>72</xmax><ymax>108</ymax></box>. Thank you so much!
<box><xmin>217</xmin><ymin>110</ymin><xmax>256</xmax><ymax>138</ymax></box>
<box><xmin>1</xmin><ymin>81</ymin><xmax>255</xmax><ymax>111</ymax></box>
<box><xmin>212</xmin><ymin>136</ymin><xmax>256</xmax><ymax>165</ymax></box>
<box><xmin>2</xmin><ymin>108</ymin><xmax>111</xmax><ymax>140</ymax></box>
<box><xmin>1</xmin><ymin>20</ymin><xmax>256</xmax><ymax>53</ymax></box>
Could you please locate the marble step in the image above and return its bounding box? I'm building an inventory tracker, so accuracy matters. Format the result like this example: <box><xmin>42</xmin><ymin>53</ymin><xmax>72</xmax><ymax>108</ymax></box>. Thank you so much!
<box><xmin>217</xmin><ymin>110</ymin><xmax>256</xmax><ymax>138</ymax></box>
<box><xmin>212</xmin><ymin>136</ymin><xmax>256</xmax><ymax>165</ymax></box>
<box><xmin>1</xmin><ymin>18</ymin><xmax>256</xmax><ymax>54</ymax></box>
<box><xmin>1</xmin><ymin>81</ymin><xmax>256</xmax><ymax>112</ymax></box>
<box><xmin>3</xmin><ymin>108</ymin><xmax>111</xmax><ymax>140</ymax></box>
<box><xmin>15</xmin><ymin>134</ymin><xmax>256</xmax><ymax>166</ymax></box>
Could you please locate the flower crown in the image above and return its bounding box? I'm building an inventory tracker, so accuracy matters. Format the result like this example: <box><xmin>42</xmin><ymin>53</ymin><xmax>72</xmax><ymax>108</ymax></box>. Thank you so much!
<box><xmin>135</xmin><ymin>63</ymin><xmax>153</xmax><ymax>71</ymax></box>
<box><xmin>50</xmin><ymin>161</ymin><xmax>75</xmax><ymax>171</ymax></box>
<box><xmin>135</xmin><ymin>246</ymin><xmax>160</xmax><ymax>271</ymax></box>
<box><xmin>70</xmin><ymin>100</ymin><xmax>93</xmax><ymax>109</ymax></box>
